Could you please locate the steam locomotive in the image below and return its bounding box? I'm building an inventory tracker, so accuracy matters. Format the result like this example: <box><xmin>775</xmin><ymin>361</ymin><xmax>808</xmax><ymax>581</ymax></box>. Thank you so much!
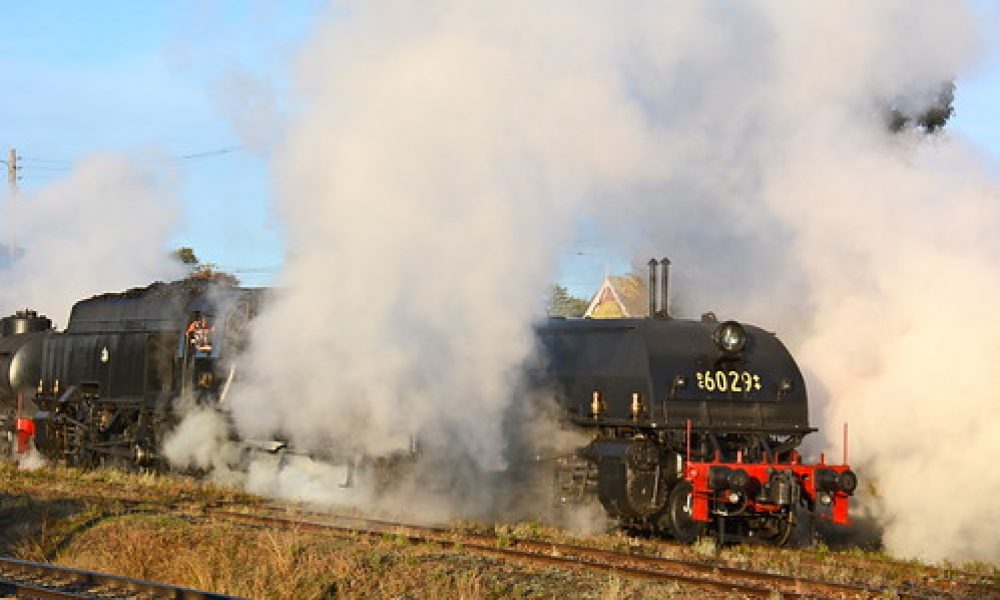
<box><xmin>0</xmin><ymin>264</ymin><xmax>855</xmax><ymax>544</ymax></box>
<box><xmin>0</xmin><ymin>279</ymin><xmax>261</xmax><ymax>469</ymax></box>
<box><xmin>538</xmin><ymin>259</ymin><xmax>855</xmax><ymax>543</ymax></box>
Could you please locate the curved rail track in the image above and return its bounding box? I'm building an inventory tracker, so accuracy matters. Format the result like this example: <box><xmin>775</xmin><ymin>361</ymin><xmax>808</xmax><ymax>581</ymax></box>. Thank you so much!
<box><xmin>0</xmin><ymin>556</ymin><xmax>245</xmax><ymax>599</ymax></box>
<box><xmin>210</xmin><ymin>508</ymin><xmax>981</xmax><ymax>600</ymax></box>
<box><xmin>10</xmin><ymin>485</ymin><xmax>998</xmax><ymax>599</ymax></box>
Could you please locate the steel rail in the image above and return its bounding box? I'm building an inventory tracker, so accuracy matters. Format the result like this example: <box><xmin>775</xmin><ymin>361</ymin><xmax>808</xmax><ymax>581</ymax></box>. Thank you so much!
<box><xmin>728</xmin><ymin>547</ymin><xmax>1000</xmax><ymax>599</ymax></box>
<box><xmin>211</xmin><ymin>508</ymin><xmax>942</xmax><ymax>599</ymax></box>
<box><xmin>0</xmin><ymin>556</ymin><xmax>246</xmax><ymax>600</ymax></box>
<box><xmin>210</xmin><ymin>509</ymin><xmax>776</xmax><ymax>598</ymax></box>
<box><xmin>264</xmin><ymin>511</ymin><xmax>948</xmax><ymax>599</ymax></box>
<box><xmin>13</xmin><ymin>485</ymin><xmax>997</xmax><ymax>598</ymax></box>
<box><xmin>209</xmin><ymin>502</ymin><xmax>999</xmax><ymax>599</ymax></box>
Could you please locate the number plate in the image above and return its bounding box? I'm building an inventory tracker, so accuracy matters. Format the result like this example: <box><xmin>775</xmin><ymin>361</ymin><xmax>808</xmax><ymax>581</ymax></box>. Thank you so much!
<box><xmin>694</xmin><ymin>370</ymin><xmax>762</xmax><ymax>394</ymax></box>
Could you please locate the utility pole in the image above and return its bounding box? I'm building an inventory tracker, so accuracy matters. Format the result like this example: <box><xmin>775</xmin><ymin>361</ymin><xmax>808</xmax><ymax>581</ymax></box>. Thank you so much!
<box><xmin>5</xmin><ymin>148</ymin><xmax>16</xmax><ymax>256</ymax></box>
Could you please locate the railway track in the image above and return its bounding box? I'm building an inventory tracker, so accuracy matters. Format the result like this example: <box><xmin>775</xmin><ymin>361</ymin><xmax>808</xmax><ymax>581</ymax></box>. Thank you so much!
<box><xmin>0</xmin><ymin>556</ymin><xmax>245</xmax><ymax>599</ymax></box>
<box><xmin>222</xmin><ymin>506</ymin><xmax>1000</xmax><ymax>599</ymax></box>
<box><xmin>10</xmin><ymin>485</ymin><xmax>998</xmax><ymax>599</ymax></box>
<box><xmin>209</xmin><ymin>508</ymin><xmax>956</xmax><ymax>599</ymax></box>
<box><xmin>724</xmin><ymin>545</ymin><xmax>1000</xmax><ymax>599</ymax></box>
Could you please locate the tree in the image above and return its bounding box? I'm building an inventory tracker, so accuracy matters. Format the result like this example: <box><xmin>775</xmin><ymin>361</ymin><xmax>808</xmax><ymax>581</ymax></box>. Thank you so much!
<box><xmin>171</xmin><ymin>247</ymin><xmax>199</xmax><ymax>265</ymax></box>
<box><xmin>886</xmin><ymin>81</ymin><xmax>955</xmax><ymax>134</ymax></box>
<box><xmin>546</xmin><ymin>284</ymin><xmax>589</xmax><ymax>317</ymax></box>
<box><xmin>170</xmin><ymin>247</ymin><xmax>240</xmax><ymax>286</ymax></box>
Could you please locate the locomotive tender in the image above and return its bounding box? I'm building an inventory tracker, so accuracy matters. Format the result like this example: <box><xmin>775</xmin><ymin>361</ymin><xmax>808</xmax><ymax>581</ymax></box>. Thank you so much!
<box><xmin>0</xmin><ymin>262</ymin><xmax>855</xmax><ymax>544</ymax></box>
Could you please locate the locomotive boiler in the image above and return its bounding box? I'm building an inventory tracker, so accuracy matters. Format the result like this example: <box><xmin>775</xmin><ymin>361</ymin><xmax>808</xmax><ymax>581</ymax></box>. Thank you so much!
<box><xmin>537</xmin><ymin>259</ymin><xmax>855</xmax><ymax>544</ymax></box>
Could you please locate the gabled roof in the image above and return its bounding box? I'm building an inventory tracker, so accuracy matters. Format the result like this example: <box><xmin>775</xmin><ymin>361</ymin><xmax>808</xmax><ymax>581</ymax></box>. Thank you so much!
<box><xmin>584</xmin><ymin>273</ymin><xmax>649</xmax><ymax>318</ymax></box>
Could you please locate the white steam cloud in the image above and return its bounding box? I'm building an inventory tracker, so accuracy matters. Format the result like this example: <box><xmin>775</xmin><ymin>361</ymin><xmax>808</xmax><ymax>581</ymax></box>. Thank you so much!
<box><xmin>231</xmin><ymin>3</ymin><xmax>662</xmax><ymax>469</ymax></box>
<box><xmin>226</xmin><ymin>1</ymin><xmax>997</xmax><ymax>563</ymax></box>
<box><xmin>0</xmin><ymin>155</ymin><xmax>184</xmax><ymax>323</ymax></box>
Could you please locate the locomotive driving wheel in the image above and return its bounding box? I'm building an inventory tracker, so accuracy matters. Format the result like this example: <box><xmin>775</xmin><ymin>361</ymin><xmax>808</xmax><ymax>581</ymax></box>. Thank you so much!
<box><xmin>657</xmin><ymin>481</ymin><xmax>704</xmax><ymax>543</ymax></box>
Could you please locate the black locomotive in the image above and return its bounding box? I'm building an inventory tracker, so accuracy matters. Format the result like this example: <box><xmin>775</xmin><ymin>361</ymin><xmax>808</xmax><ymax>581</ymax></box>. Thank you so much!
<box><xmin>536</xmin><ymin>259</ymin><xmax>855</xmax><ymax>543</ymax></box>
<box><xmin>0</xmin><ymin>279</ymin><xmax>261</xmax><ymax>469</ymax></box>
<box><xmin>0</xmin><ymin>263</ymin><xmax>855</xmax><ymax>544</ymax></box>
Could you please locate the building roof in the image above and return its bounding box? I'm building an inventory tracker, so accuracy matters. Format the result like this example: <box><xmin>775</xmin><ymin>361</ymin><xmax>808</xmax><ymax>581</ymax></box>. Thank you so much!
<box><xmin>584</xmin><ymin>273</ymin><xmax>649</xmax><ymax>318</ymax></box>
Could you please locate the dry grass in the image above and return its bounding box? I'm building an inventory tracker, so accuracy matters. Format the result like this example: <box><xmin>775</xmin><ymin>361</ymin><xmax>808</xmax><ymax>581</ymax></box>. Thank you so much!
<box><xmin>0</xmin><ymin>461</ymin><xmax>258</xmax><ymax>506</ymax></box>
<box><xmin>456</xmin><ymin>518</ymin><xmax>1000</xmax><ymax>592</ymax></box>
<box><xmin>38</xmin><ymin>514</ymin><xmax>688</xmax><ymax>599</ymax></box>
<box><xmin>1</xmin><ymin>463</ymin><xmax>996</xmax><ymax>599</ymax></box>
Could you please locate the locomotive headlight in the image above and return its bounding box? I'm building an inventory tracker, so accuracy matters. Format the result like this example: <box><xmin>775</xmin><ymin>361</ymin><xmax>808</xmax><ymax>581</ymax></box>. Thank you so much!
<box><xmin>819</xmin><ymin>492</ymin><xmax>832</xmax><ymax>506</ymax></box>
<box><xmin>714</xmin><ymin>321</ymin><xmax>747</xmax><ymax>353</ymax></box>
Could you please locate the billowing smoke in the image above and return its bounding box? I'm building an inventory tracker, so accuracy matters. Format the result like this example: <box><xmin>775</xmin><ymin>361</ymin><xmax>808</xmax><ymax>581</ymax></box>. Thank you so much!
<box><xmin>230</xmin><ymin>3</ymin><xmax>663</xmax><ymax>469</ymax></box>
<box><xmin>0</xmin><ymin>155</ymin><xmax>184</xmax><ymax>323</ymax></box>
<box><xmin>225</xmin><ymin>1</ymin><xmax>997</xmax><ymax>563</ymax></box>
<box><xmin>162</xmin><ymin>404</ymin><xmax>242</xmax><ymax>477</ymax></box>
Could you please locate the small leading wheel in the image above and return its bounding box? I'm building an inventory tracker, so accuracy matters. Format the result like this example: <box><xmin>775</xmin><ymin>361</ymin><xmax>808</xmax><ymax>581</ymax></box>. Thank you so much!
<box><xmin>659</xmin><ymin>481</ymin><xmax>704</xmax><ymax>543</ymax></box>
<box><xmin>752</xmin><ymin>512</ymin><xmax>796</xmax><ymax>547</ymax></box>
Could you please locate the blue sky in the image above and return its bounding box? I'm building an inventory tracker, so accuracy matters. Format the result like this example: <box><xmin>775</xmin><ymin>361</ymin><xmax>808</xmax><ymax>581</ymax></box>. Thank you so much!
<box><xmin>1</xmin><ymin>2</ymin><xmax>997</xmax><ymax>293</ymax></box>
<box><xmin>0</xmin><ymin>1</ymin><xmax>325</xmax><ymax>286</ymax></box>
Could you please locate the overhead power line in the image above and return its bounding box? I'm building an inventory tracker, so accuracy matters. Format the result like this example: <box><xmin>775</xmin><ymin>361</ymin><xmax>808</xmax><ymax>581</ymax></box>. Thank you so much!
<box><xmin>18</xmin><ymin>145</ymin><xmax>245</xmax><ymax>167</ymax></box>
<box><xmin>18</xmin><ymin>157</ymin><xmax>74</xmax><ymax>165</ymax></box>
<box><xmin>157</xmin><ymin>145</ymin><xmax>243</xmax><ymax>162</ymax></box>
<box><xmin>228</xmin><ymin>266</ymin><xmax>281</xmax><ymax>274</ymax></box>
<box><xmin>17</xmin><ymin>165</ymin><xmax>72</xmax><ymax>172</ymax></box>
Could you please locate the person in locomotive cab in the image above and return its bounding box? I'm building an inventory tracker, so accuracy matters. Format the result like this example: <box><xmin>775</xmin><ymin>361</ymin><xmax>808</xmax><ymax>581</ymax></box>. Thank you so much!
<box><xmin>186</xmin><ymin>313</ymin><xmax>214</xmax><ymax>354</ymax></box>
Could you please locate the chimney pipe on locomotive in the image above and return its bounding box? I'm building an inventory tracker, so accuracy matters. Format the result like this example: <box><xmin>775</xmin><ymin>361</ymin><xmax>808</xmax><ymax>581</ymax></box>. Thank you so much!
<box><xmin>659</xmin><ymin>257</ymin><xmax>670</xmax><ymax>318</ymax></box>
<box><xmin>647</xmin><ymin>258</ymin><xmax>658</xmax><ymax>318</ymax></box>
<box><xmin>647</xmin><ymin>257</ymin><xmax>671</xmax><ymax>319</ymax></box>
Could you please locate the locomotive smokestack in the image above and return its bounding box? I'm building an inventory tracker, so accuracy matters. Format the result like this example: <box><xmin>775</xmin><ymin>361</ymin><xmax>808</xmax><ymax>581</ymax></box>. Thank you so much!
<box><xmin>647</xmin><ymin>258</ymin><xmax>658</xmax><ymax>318</ymax></box>
<box><xmin>660</xmin><ymin>257</ymin><xmax>671</xmax><ymax>318</ymax></box>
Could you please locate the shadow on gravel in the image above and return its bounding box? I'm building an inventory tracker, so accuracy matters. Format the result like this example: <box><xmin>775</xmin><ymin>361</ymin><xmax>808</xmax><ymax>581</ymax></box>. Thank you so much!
<box><xmin>815</xmin><ymin>512</ymin><xmax>883</xmax><ymax>551</ymax></box>
<box><xmin>0</xmin><ymin>493</ymin><xmax>86</xmax><ymax>555</ymax></box>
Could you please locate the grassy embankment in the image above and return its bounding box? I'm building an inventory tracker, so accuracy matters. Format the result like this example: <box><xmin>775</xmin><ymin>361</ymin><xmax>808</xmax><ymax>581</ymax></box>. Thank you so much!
<box><xmin>0</xmin><ymin>462</ymin><xmax>996</xmax><ymax>599</ymax></box>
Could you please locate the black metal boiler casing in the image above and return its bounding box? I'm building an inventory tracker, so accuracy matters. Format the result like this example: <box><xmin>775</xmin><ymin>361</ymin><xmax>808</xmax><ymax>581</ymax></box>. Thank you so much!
<box><xmin>0</xmin><ymin>309</ymin><xmax>53</xmax><ymax>413</ymax></box>
<box><xmin>0</xmin><ymin>330</ymin><xmax>51</xmax><ymax>413</ymax></box>
<box><xmin>535</xmin><ymin>317</ymin><xmax>809</xmax><ymax>434</ymax></box>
